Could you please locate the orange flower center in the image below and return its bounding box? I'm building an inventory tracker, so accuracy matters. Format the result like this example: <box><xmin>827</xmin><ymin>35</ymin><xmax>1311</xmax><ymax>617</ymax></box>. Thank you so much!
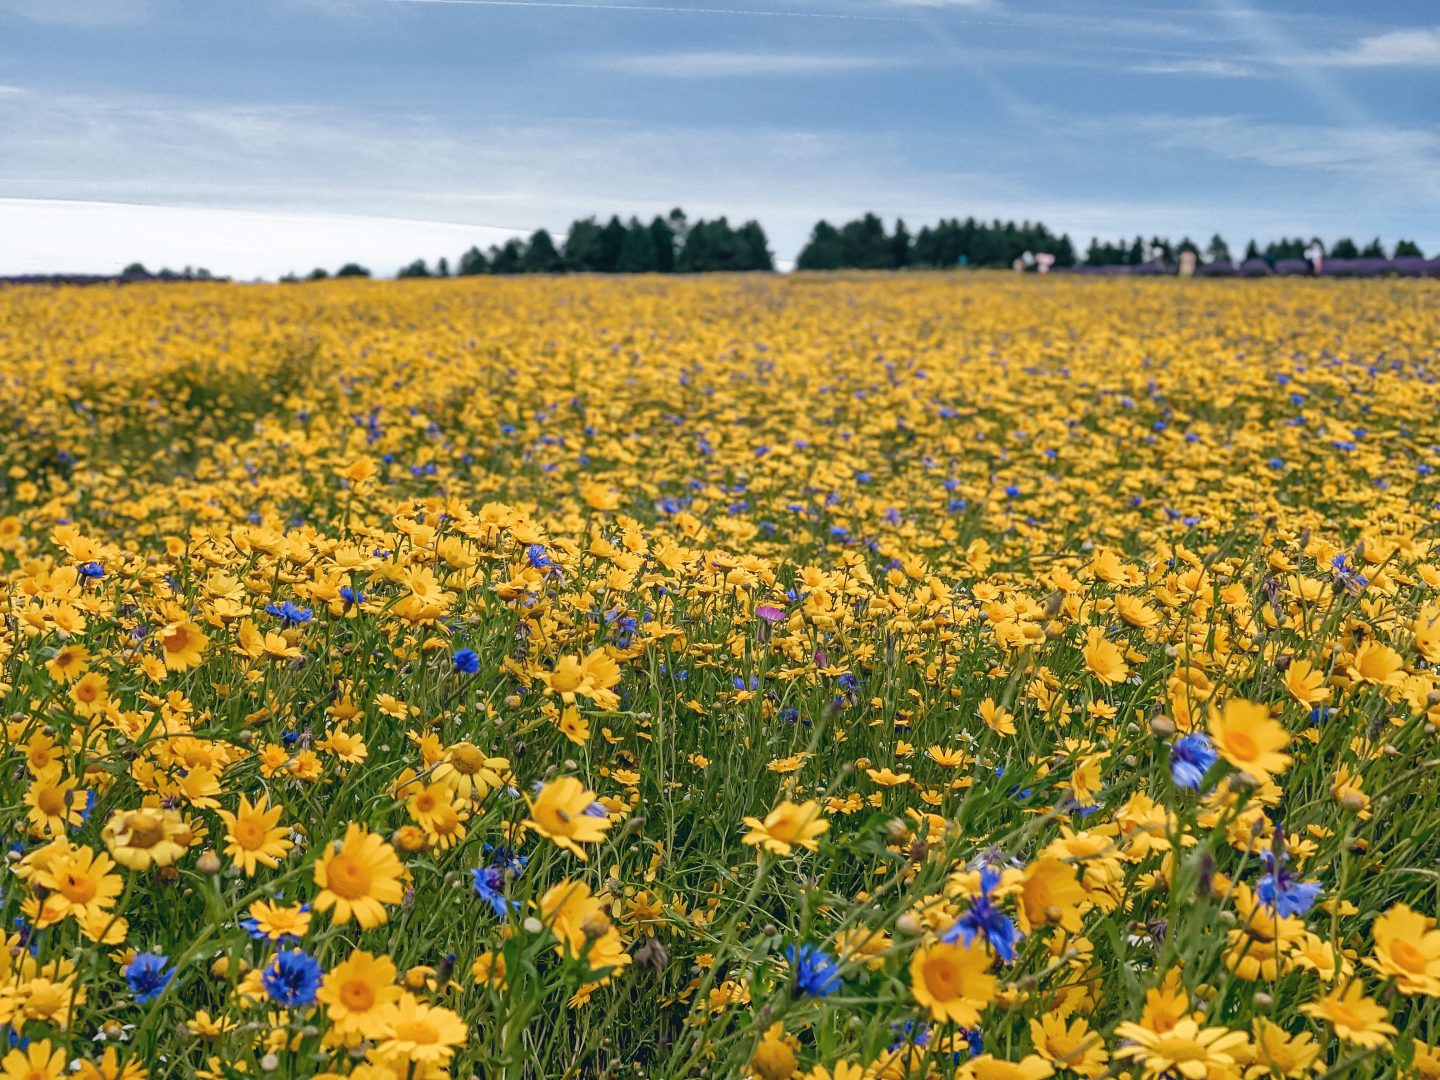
<box><xmin>327</xmin><ymin>853</ymin><xmax>373</xmax><ymax>898</ymax></box>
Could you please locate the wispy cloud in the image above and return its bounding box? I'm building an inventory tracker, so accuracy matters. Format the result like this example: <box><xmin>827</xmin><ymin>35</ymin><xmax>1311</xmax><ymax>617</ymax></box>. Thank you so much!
<box><xmin>593</xmin><ymin>49</ymin><xmax>898</xmax><ymax>77</ymax></box>
<box><xmin>1128</xmin><ymin>58</ymin><xmax>1258</xmax><ymax>77</ymax></box>
<box><xmin>1322</xmin><ymin>27</ymin><xmax>1440</xmax><ymax>68</ymax></box>
<box><xmin>1117</xmin><ymin>114</ymin><xmax>1440</xmax><ymax>202</ymax></box>
<box><xmin>885</xmin><ymin>0</ymin><xmax>992</xmax><ymax>8</ymax></box>
<box><xmin>0</xmin><ymin>0</ymin><xmax>156</xmax><ymax>26</ymax></box>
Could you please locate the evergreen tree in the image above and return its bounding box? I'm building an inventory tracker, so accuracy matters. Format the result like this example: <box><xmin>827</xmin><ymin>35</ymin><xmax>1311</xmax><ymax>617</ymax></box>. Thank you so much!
<box><xmin>336</xmin><ymin>263</ymin><xmax>370</xmax><ymax>278</ymax></box>
<box><xmin>1204</xmin><ymin>234</ymin><xmax>1231</xmax><ymax>263</ymax></box>
<box><xmin>891</xmin><ymin>219</ymin><xmax>912</xmax><ymax>269</ymax></box>
<box><xmin>563</xmin><ymin>218</ymin><xmax>604</xmax><ymax>272</ymax></box>
<box><xmin>616</xmin><ymin>219</ymin><xmax>659</xmax><ymax>273</ymax></box>
<box><xmin>1243</xmin><ymin>239</ymin><xmax>1260</xmax><ymax>261</ymax></box>
<box><xmin>1359</xmin><ymin>237</ymin><xmax>1387</xmax><ymax>259</ymax></box>
<box><xmin>648</xmin><ymin>215</ymin><xmax>677</xmax><ymax>273</ymax></box>
<box><xmin>521</xmin><ymin>229</ymin><xmax>562</xmax><ymax>273</ymax></box>
<box><xmin>595</xmin><ymin>216</ymin><xmax>628</xmax><ymax>273</ymax></box>
<box><xmin>488</xmin><ymin>239</ymin><xmax>524</xmax><ymax>275</ymax></box>
<box><xmin>436</xmin><ymin>257</ymin><xmax>450</xmax><ymax>277</ymax></box>
<box><xmin>1394</xmin><ymin>239</ymin><xmax>1424</xmax><ymax>258</ymax></box>
<box><xmin>397</xmin><ymin>259</ymin><xmax>431</xmax><ymax>278</ymax></box>
<box><xmin>735</xmin><ymin>221</ymin><xmax>774</xmax><ymax>271</ymax></box>
<box><xmin>1329</xmin><ymin>238</ymin><xmax>1359</xmax><ymax>259</ymax></box>
<box><xmin>797</xmin><ymin>221</ymin><xmax>846</xmax><ymax>270</ymax></box>
<box><xmin>307</xmin><ymin>268</ymin><xmax>329</xmax><ymax>280</ymax></box>
<box><xmin>458</xmin><ymin>246</ymin><xmax>489</xmax><ymax>276</ymax></box>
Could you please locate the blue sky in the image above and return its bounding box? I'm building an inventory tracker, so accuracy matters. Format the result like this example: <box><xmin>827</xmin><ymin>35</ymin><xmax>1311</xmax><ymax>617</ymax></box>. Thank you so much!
<box><xmin>1</xmin><ymin>0</ymin><xmax>1437</xmax><ymax>276</ymax></box>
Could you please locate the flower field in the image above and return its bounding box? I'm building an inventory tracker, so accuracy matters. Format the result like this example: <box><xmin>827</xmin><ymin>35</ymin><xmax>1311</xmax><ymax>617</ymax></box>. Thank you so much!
<box><xmin>3</xmin><ymin>273</ymin><xmax>1440</xmax><ymax>1079</ymax></box>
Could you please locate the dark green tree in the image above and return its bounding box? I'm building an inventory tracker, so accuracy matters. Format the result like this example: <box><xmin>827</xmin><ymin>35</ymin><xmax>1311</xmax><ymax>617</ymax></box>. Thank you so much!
<box><xmin>397</xmin><ymin>259</ymin><xmax>431</xmax><ymax>278</ymax></box>
<box><xmin>617</xmin><ymin>219</ymin><xmax>659</xmax><ymax>273</ymax></box>
<box><xmin>1394</xmin><ymin>239</ymin><xmax>1424</xmax><ymax>258</ymax></box>
<box><xmin>797</xmin><ymin>221</ymin><xmax>846</xmax><ymax>270</ymax></box>
<box><xmin>521</xmin><ymin>229</ymin><xmax>562</xmax><ymax>273</ymax></box>
<box><xmin>336</xmin><ymin>263</ymin><xmax>371</xmax><ymax>278</ymax></box>
<box><xmin>648</xmin><ymin>215</ymin><xmax>677</xmax><ymax>273</ymax></box>
<box><xmin>458</xmin><ymin>247</ymin><xmax>489</xmax><ymax>276</ymax></box>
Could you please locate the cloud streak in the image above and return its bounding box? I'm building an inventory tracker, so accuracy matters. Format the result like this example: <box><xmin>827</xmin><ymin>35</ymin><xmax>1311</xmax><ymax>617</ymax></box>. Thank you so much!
<box><xmin>593</xmin><ymin>50</ymin><xmax>899</xmax><ymax>77</ymax></box>
<box><xmin>1321</xmin><ymin>27</ymin><xmax>1440</xmax><ymax>68</ymax></box>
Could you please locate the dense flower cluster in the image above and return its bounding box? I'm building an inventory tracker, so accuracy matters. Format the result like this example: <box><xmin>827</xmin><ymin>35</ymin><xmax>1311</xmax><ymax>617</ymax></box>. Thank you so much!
<box><xmin>0</xmin><ymin>274</ymin><xmax>1438</xmax><ymax>1078</ymax></box>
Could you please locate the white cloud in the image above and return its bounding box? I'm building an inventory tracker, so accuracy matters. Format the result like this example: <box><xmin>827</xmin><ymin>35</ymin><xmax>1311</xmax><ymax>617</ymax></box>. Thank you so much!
<box><xmin>1129</xmin><ymin>58</ymin><xmax>1258</xmax><ymax>78</ymax></box>
<box><xmin>886</xmin><ymin>0</ymin><xmax>992</xmax><ymax>7</ymax></box>
<box><xmin>1113</xmin><ymin>114</ymin><xmax>1440</xmax><ymax>205</ymax></box>
<box><xmin>0</xmin><ymin>199</ymin><xmax>525</xmax><ymax>279</ymax></box>
<box><xmin>594</xmin><ymin>49</ymin><xmax>897</xmax><ymax>77</ymax></box>
<box><xmin>1323</xmin><ymin>27</ymin><xmax>1440</xmax><ymax>68</ymax></box>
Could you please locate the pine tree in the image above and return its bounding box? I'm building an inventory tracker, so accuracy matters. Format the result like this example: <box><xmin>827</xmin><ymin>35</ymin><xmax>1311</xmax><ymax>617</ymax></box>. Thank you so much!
<box><xmin>521</xmin><ymin>229</ymin><xmax>562</xmax><ymax>273</ymax></box>
<box><xmin>458</xmin><ymin>247</ymin><xmax>489</xmax><ymax>276</ymax></box>
<box><xmin>617</xmin><ymin>220</ymin><xmax>659</xmax><ymax>273</ymax></box>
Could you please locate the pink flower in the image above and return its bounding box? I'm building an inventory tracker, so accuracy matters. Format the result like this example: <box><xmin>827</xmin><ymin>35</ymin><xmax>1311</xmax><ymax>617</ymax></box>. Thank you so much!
<box><xmin>756</xmin><ymin>605</ymin><xmax>786</xmax><ymax>624</ymax></box>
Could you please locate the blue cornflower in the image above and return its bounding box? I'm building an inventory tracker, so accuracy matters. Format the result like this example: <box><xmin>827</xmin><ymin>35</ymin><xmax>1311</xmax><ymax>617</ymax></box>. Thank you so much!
<box><xmin>78</xmin><ymin>561</ymin><xmax>104</xmax><ymax>579</ymax></box>
<box><xmin>942</xmin><ymin>867</ymin><xmax>1022</xmax><ymax>962</ymax></box>
<box><xmin>525</xmin><ymin>544</ymin><xmax>554</xmax><ymax>570</ymax></box>
<box><xmin>1170</xmin><ymin>733</ymin><xmax>1218</xmax><ymax>790</ymax></box>
<box><xmin>452</xmin><ymin>648</ymin><xmax>480</xmax><ymax>674</ymax></box>
<box><xmin>124</xmin><ymin>951</ymin><xmax>174</xmax><ymax>1003</ymax></box>
<box><xmin>265</xmin><ymin>600</ymin><xmax>313</xmax><ymax>626</ymax></box>
<box><xmin>785</xmin><ymin>943</ymin><xmax>843</xmax><ymax>997</ymax></box>
<box><xmin>261</xmin><ymin>948</ymin><xmax>323</xmax><ymax>1008</ymax></box>
<box><xmin>1257</xmin><ymin>851</ymin><xmax>1321</xmax><ymax>918</ymax></box>
<box><xmin>471</xmin><ymin>866</ymin><xmax>513</xmax><ymax>916</ymax></box>
<box><xmin>472</xmin><ymin>850</ymin><xmax>527</xmax><ymax>917</ymax></box>
<box><xmin>1331</xmin><ymin>554</ymin><xmax>1368</xmax><ymax>595</ymax></box>
<box><xmin>338</xmin><ymin>585</ymin><xmax>365</xmax><ymax>608</ymax></box>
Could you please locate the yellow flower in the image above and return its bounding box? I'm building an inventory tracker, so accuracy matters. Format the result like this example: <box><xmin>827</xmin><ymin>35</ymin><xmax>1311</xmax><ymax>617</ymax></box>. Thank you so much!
<box><xmin>244</xmin><ymin>899</ymin><xmax>312</xmax><ymax>941</ymax></box>
<box><xmin>34</xmin><ymin>842</ymin><xmax>123</xmax><ymax>921</ymax></box>
<box><xmin>1015</xmin><ymin>857</ymin><xmax>1086</xmax><ymax>933</ymax></box>
<box><xmin>0</xmin><ymin>1040</ymin><xmax>68</xmax><ymax>1080</ymax></box>
<box><xmin>1247</xmin><ymin>1018</ymin><xmax>1320</xmax><ymax>1078</ymax></box>
<box><xmin>958</xmin><ymin>1055</ymin><xmax>1055</xmax><ymax>1080</ymax></box>
<box><xmin>1029</xmin><ymin>1014</ymin><xmax>1107</xmax><ymax>1077</ymax></box>
<box><xmin>1367</xmin><ymin>903</ymin><xmax>1440</xmax><ymax>996</ymax></box>
<box><xmin>1208</xmin><ymin>699</ymin><xmax>1291</xmax><ymax>782</ymax></box>
<box><xmin>978</xmin><ymin>697</ymin><xmax>1016</xmax><ymax>735</ymax></box>
<box><xmin>525</xmin><ymin>776</ymin><xmax>613</xmax><ymax>860</ymax></box>
<box><xmin>157</xmin><ymin>618</ymin><xmax>208</xmax><ymax>670</ymax></box>
<box><xmin>538</xmin><ymin>649</ymin><xmax>622</xmax><ymax>710</ymax></box>
<box><xmin>1281</xmin><ymin>658</ymin><xmax>1329</xmax><ymax>706</ymax></box>
<box><xmin>741</xmin><ymin>800</ymin><xmax>829</xmax><ymax>856</ymax></box>
<box><xmin>751</xmin><ymin>1022</ymin><xmax>799</xmax><ymax>1080</ymax></box>
<box><xmin>313</xmin><ymin>823</ymin><xmax>407</xmax><ymax>928</ymax></box>
<box><xmin>317</xmin><ymin>950</ymin><xmax>403</xmax><ymax>1042</ymax></box>
<box><xmin>1111</xmin><ymin>1019</ymin><xmax>1250</xmax><ymax>1077</ymax></box>
<box><xmin>909</xmin><ymin>940</ymin><xmax>996</xmax><ymax>1027</ymax></box>
<box><xmin>1300</xmin><ymin>982</ymin><xmax>1397</xmax><ymax>1049</ymax></box>
<box><xmin>25</xmin><ymin>776</ymin><xmax>85</xmax><ymax>836</ymax></box>
<box><xmin>102</xmin><ymin>807</ymin><xmax>189</xmax><ymax>870</ymax></box>
<box><xmin>1081</xmin><ymin>626</ymin><xmax>1128</xmax><ymax>685</ymax></box>
<box><xmin>1347</xmin><ymin>640</ymin><xmax>1404</xmax><ymax>685</ymax></box>
<box><xmin>372</xmin><ymin>992</ymin><xmax>468</xmax><ymax>1067</ymax></box>
<box><xmin>72</xmin><ymin>1048</ymin><xmax>148</xmax><ymax>1080</ymax></box>
<box><xmin>217</xmin><ymin>794</ymin><xmax>294</xmax><ymax>875</ymax></box>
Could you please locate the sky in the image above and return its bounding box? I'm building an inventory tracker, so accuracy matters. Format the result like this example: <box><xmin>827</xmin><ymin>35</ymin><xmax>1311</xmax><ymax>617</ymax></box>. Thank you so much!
<box><xmin>1</xmin><ymin>0</ymin><xmax>1437</xmax><ymax>277</ymax></box>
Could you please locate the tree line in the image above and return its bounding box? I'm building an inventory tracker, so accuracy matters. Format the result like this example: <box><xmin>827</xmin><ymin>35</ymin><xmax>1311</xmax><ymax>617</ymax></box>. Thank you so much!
<box><xmin>1082</xmin><ymin>234</ymin><xmax>1424</xmax><ymax>267</ymax></box>
<box><xmin>263</xmin><ymin>211</ymin><xmax>1427</xmax><ymax>280</ymax></box>
<box><xmin>797</xmin><ymin>215</ymin><xmax>1078</xmax><ymax>270</ymax></box>
<box><xmin>380</xmin><ymin>209</ymin><xmax>772</xmax><ymax>280</ymax></box>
